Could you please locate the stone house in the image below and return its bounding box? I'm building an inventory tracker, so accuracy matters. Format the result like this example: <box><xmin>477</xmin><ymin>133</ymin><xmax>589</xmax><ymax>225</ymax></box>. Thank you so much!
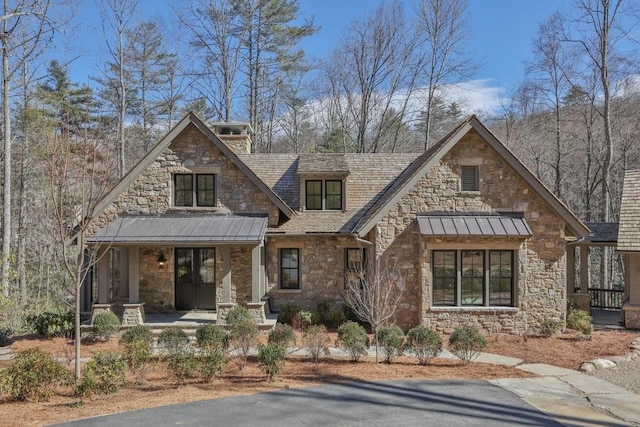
<box><xmin>85</xmin><ymin>113</ymin><xmax>590</xmax><ymax>334</ymax></box>
<box><xmin>618</xmin><ymin>170</ymin><xmax>640</xmax><ymax>328</ymax></box>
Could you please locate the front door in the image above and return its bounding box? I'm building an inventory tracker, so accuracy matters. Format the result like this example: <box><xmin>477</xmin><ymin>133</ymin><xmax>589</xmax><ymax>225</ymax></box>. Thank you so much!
<box><xmin>175</xmin><ymin>248</ymin><xmax>216</xmax><ymax>310</ymax></box>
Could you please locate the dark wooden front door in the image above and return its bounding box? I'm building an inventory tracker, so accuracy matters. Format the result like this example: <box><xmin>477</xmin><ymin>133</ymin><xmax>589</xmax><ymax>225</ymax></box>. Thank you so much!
<box><xmin>175</xmin><ymin>248</ymin><xmax>216</xmax><ymax>310</ymax></box>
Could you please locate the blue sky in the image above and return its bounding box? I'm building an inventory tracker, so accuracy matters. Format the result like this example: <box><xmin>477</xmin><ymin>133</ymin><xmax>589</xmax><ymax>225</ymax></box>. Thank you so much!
<box><xmin>66</xmin><ymin>0</ymin><xmax>569</xmax><ymax>115</ymax></box>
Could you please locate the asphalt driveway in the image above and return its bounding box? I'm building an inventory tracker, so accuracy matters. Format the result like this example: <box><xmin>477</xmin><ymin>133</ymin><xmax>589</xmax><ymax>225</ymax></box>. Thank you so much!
<box><xmin>51</xmin><ymin>380</ymin><xmax>562</xmax><ymax>426</ymax></box>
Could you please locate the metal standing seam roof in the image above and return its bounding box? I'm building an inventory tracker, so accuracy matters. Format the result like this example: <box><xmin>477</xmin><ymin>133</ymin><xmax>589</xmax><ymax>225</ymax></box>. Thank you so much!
<box><xmin>87</xmin><ymin>215</ymin><xmax>268</xmax><ymax>244</ymax></box>
<box><xmin>417</xmin><ymin>214</ymin><xmax>532</xmax><ymax>237</ymax></box>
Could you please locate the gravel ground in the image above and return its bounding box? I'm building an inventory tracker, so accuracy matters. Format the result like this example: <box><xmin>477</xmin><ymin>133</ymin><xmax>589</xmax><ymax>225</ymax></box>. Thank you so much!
<box><xmin>592</xmin><ymin>357</ymin><xmax>640</xmax><ymax>394</ymax></box>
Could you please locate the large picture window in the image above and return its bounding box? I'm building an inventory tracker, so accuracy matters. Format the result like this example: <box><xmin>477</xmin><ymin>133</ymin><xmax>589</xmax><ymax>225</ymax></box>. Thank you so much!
<box><xmin>280</xmin><ymin>248</ymin><xmax>300</xmax><ymax>289</ymax></box>
<box><xmin>432</xmin><ymin>249</ymin><xmax>514</xmax><ymax>307</ymax></box>
<box><xmin>174</xmin><ymin>174</ymin><xmax>216</xmax><ymax>207</ymax></box>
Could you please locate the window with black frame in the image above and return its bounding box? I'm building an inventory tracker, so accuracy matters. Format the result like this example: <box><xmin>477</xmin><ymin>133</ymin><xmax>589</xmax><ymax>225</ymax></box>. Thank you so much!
<box><xmin>345</xmin><ymin>248</ymin><xmax>365</xmax><ymax>288</ymax></box>
<box><xmin>174</xmin><ymin>173</ymin><xmax>215</xmax><ymax>207</ymax></box>
<box><xmin>280</xmin><ymin>248</ymin><xmax>300</xmax><ymax>289</ymax></box>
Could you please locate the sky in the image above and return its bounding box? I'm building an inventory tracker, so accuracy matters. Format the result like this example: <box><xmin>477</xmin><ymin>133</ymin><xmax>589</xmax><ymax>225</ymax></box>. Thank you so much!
<box><xmin>65</xmin><ymin>0</ymin><xmax>571</xmax><ymax>116</ymax></box>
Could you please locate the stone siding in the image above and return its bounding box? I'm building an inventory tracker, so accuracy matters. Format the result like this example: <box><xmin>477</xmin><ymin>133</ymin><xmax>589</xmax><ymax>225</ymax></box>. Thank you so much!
<box><xmin>375</xmin><ymin>129</ymin><xmax>567</xmax><ymax>334</ymax></box>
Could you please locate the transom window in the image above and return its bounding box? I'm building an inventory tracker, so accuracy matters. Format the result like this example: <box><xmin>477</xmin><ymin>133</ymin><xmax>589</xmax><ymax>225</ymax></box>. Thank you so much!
<box><xmin>461</xmin><ymin>165</ymin><xmax>479</xmax><ymax>192</ymax></box>
<box><xmin>305</xmin><ymin>179</ymin><xmax>343</xmax><ymax>210</ymax></box>
<box><xmin>280</xmin><ymin>248</ymin><xmax>300</xmax><ymax>289</ymax></box>
<box><xmin>432</xmin><ymin>249</ymin><xmax>514</xmax><ymax>307</ymax></box>
<box><xmin>174</xmin><ymin>174</ymin><xmax>216</xmax><ymax>207</ymax></box>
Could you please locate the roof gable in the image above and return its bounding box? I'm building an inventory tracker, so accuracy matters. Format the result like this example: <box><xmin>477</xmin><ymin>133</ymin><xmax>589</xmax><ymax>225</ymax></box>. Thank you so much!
<box><xmin>91</xmin><ymin>113</ymin><xmax>294</xmax><ymax>222</ymax></box>
<box><xmin>354</xmin><ymin>115</ymin><xmax>590</xmax><ymax>238</ymax></box>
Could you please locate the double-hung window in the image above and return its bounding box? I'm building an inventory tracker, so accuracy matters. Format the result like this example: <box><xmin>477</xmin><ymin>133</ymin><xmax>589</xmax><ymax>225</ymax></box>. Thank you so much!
<box><xmin>304</xmin><ymin>179</ymin><xmax>343</xmax><ymax>210</ymax></box>
<box><xmin>432</xmin><ymin>249</ymin><xmax>514</xmax><ymax>307</ymax></box>
<box><xmin>174</xmin><ymin>174</ymin><xmax>216</xmax><ymax>207</ymax></box>
<box><xmin>344</xmin><ymin>248</ymin><xmax>366</xmax><ymax>288</ymax></box>
<box><xmin>280</xmin><ymin>248</ymin><xmax>300</xmax><ymax>289</ymax></box>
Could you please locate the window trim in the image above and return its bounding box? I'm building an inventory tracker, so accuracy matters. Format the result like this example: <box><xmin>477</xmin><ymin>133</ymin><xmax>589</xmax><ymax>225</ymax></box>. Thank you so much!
<box><xmin>302</xmin><ymin>178</ymin><xmax>345</xmax><ymax>211</ymax></box>
<box><xmin>461</xmin><ymin>165</ymin><xmax>479</xmax><ymax>192</ymax></box>
<box><xmin>432</xmin><ymin>249</ymin><xmax>515</xmax><ymax>307</ymax></box>
<box><xmin>173</xmin><ymin>173</ymin><xmax>216</xmax><ymax>208</ymax></box>
<box><xmin>305</xmin><ymin>180</ymin><xmax>322</xmax><ymax>210</ymax></box>
<box><xmin>279</xmin><ymin>248</ymin><xmax>300</xmax><ymax>290</ymax></box>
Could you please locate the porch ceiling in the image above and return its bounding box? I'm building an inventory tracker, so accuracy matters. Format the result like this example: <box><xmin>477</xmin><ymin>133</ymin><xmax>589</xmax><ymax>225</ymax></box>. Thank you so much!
<box><xmin>417</xmin><ymin>213</ymin><xmax>532</xmax><ymax>237</ymax></box>
<box><xmin>87</xmin><ymin>214</ymin><xmax>268</xmax><ymax>245</ymax></box>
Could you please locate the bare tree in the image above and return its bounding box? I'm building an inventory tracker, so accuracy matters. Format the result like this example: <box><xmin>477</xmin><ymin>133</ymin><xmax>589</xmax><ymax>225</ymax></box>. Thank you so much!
<box><xmin>343</xmin><ymin>255</ymin><xmax>406</xmax><ymax>362</ymax></box>
<box><xmin>414</xmin><ymin>0</ymin><xmax>477</xmax><ymax>149</ymax></box>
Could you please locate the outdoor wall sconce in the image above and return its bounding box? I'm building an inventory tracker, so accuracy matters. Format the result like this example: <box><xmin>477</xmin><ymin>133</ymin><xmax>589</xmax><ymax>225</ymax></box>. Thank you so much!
<box><xmin>157</xmin><ymin>252</ymin><xmax>167</xmax><ymax>268</ymax></box>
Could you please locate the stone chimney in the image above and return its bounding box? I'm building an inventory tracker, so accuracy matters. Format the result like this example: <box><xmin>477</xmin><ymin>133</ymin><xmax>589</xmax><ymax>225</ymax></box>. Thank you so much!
<box><xmin>211</xmin><ymin>122</ymin><xmax>253</xmax><ymax>155</ymax></box>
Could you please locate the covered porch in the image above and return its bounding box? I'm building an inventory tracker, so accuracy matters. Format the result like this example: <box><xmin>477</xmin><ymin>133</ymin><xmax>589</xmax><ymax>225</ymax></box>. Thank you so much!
<box><xmin>85</xmin><ymin>214</ymin><xmax>271</xmax><ymax>326</ymax></box>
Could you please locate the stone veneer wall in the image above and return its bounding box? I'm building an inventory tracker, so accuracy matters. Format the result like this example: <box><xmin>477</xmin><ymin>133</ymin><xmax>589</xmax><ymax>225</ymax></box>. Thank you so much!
<box><xmin>374</xmin><ymin>129</ymin><xmax>567</xmax><ymax>334</ymax></box>
<box><xmin>266</xmin><ymin>235</ymin><xmax>365</xmax><ymax>312</ymax></box>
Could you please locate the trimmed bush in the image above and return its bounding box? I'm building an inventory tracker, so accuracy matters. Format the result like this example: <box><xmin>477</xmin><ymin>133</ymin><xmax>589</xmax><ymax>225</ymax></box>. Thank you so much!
<box><xmin>448</xmin><ymin>326</ymin><xmax>487</xmax><ymax>365</ymax></box>
<box><xmin>25</xmin><ymin>311</ymin><xmax>74</xmax><ymax>338</ymax></box>
<box><xmin>166</xmin><ymin>352</ymin><xmax>199</xmax><ymax>386</ymax></box>
<box><xmin>376</xmin><ymin>324</ymin><xmax>404</xmax><ymax>364</ymax></box>
<box><xmin>540</xmin><ymin>318</ymin><xmax>562</xmax><ymax>338</ymax></box>
<box><xmin>304</xmin><ymin>324</ymin><xmax>330</xmax><ymax>363</ymax></box>
<box><xmin>276</xmin><ymin>303</ymin><xmax>299</xmax><ymax>325</ymax></box>
<box><xmin>337</xmin><ymin>321</ymin><xmax>369</xmax><ymax>362</ymax></box>
<box><xmin>227</xmin><ymin>306</ymin><xmax>258</xmax><ymax>369</ymax></box>
<box><xmin>92</xmin><ymin>311</ymin><xmax>120</xmax><ymax>341</ymax></box>
<box><xmin>314</xmin><ymin>300</ymin><xmax>331</xmax><ymax>326</ymax></box>
<box><xmin>76</xmin><ymin>351</ymin><xmax>125</xmax><ymax>397</ymax></box>
<box><xmin>406</xmin><ymin>325</ymin><xmax>442</xmax><ymax>365</ymax></box>
<box><xmin>158</xmin><ymin>327</ymin><xmax>190</xmax><ymax>354</ymax></box>
<box><xmin>120</xmin><ymin>325</ymin><xmax>153</xmax><ymax>346</ymax></box>
<box><xmin>0</xmin><ymin>348</ymin><xmax>71</xmax><ymax>402</ymax></box>
<box><xmin>257</xmin><ymin>343</ymin><xmax>285</xmax><ymax>382</ymax></box>
<box><xmin>268</xmin><ymin>323</ymin><xmax>295</xmax><ymax>349</ymax></box>
<box><xmin>327</xmin><ymin>306</ymin><xmax>347</xmax><ymax>329</ymax></box>
<box><xmin>198</xmin><ymin>351</ymin><xmax>229</xmax><ymax>383</ymax></box>
<box><xmin>567</xmin><ymin>307</ymin><xmax>593</xmax><ymax>340</ymax></box>
<box><xmin>196</xmin><ymin>324</ymin><xmax>228</xmax><ymax>352</ymax></box>
<box><xmin>123</xmin><ymin>340</ymin><xmax>152</xmax><ymax>384</ymax></box>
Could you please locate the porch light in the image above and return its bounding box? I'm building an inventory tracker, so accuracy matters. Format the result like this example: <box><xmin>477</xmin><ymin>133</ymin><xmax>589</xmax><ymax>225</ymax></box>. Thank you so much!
<box><xmin>157</xmin><ymin>252</ymin><xmax>167</xmax><ymax>268</ymax></box>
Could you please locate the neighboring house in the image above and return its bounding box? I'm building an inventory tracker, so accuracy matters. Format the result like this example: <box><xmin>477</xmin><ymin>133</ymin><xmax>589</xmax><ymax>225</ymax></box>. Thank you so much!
<box><xmin>85</xmin><ymin>113</ymin><xmax>590</xmax><ymax>334</ymax></box>
<box><xmin>617</xmin><ymin>170</ymin><xmax>640</xmax><ymax>329</ymax></box>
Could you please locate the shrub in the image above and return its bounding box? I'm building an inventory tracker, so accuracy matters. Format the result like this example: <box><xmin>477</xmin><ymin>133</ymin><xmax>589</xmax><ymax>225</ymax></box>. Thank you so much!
<box><xmin>0</xmin><ymin>327</ymin><xmax>12</xmax><ymax>346</ymax></box>
<box><xmin>539</xmin><ymin>318</ymin><xmax>562</xmax><ymax>338</ymax></box>
<box><xmin>406</xmin><ymin>325</ymin><xmax>442</xmax><ymax>365</ymax></box>
<box><xmin>257</xmin><ymin>343</ymin><xmax>285</xmax><ymax>382</ymax></box>
<box><xmin>158</xmin><ymin>327</ymin><xmax>190</xmax><ymax>354</ymax></box>
<box><xmin>327</xmin><ymin>306</ymin><xmax>347</xmax><ymax>329</ymax></box>
<box><xmin>566</xmin><ymin>307</ymin><xmax>592</xmax><ymax>339</ymax></box>
<box><xmin>303</xmin><ymin>324</ymin><xmax>330</xmax><ymax>363</ymax></box>
<box><xmin>198</xmin><ymin>351</ymin><xmax>229</xmax><ymax>383</ymax></box>
<box><xmin>276</xmin><ymin>303</ymin><xmax>299</xmax><ymax>325</ymax></box>
<box><xmin>92</xmin><ymin>311</ymin><xmax>120</xmax><ymax>341</ymax></box>
<box><xmin>337</xmin><ymin>321</ymin><xmax>369</xmax><ymax>362</ymax></box>
<box><xmin>0</xmin><ymin>348</ymin><xmax>71</xmax><ymax>402</ymax></box>
<box><xmin>268</xmin><ymin>323</ymin><xmax>295</xmax><ymax>349</ymax></box>
<box><xmin>123</xmin><ymin>340</ymin><xmax>152</xmax><ymax>385</ymax></box>
<box><xmin>75</xmin><ymin>351</ymin><xmax>126</xmax><ymax>397</ymax></box>
<box><xmin>376</xmin><ymin>324</ymin><xmax>404</xmax><ymax>364</ymax></box>
<box><xmin>292</xmin><ymin>310</ymin><xmax>314</xmax><ymax>332</ymax></box>
<box><xmin>120</xmin><ymin>325</ymin><xmax>153</xmax><ymax>346</ymax></box>
<box><xmin>25</xmin><ymin>311</ymin><xmax>74</xmax><ymax>338</ymax></box>
<box><xmin>314</xmin><ymin>300</ymin><xmax>331</xmax><ymax>326</ymax></box>
<box><xmin>448</xmin><ymin>326</ymin><xmax>487</xmax><ymax>365</ymax></box>
<box><xmin>196</xmin><ymin>324</ymin><xmax>228</xmax><ymax>352</ymax></box>
<box><xmin>227</xmin><ymin>306</ymin><xmax>258</xmax><ymax>369</ymax></box>
<box><xmin>166</xmin><ymin>352</ymin><xmax>198</xmax><ymax>386</ymax></box>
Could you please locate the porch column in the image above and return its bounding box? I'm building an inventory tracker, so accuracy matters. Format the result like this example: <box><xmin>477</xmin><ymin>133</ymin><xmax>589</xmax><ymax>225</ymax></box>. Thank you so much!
<box><xmin>580</xmin><ymin>245</ymin><xmax>589</xmax><ymax>294</ymax></box>
<box><xmin>97</xmin><ymin>249</ymin><xmax>110</xmax><ymax>303</ymax></box>
<box><xmin>222</xmin><ymin>247</ymin><xmax>231</xmax><ymax>303</ymax></box>
<box><xmin>119</xmin><ymin>248</ymin><xmax>129</xmax><ymax>300</ymax></box>
<box><xmin>566</xmin><ymin>245</ymin><xmax>575</xmax><ymax>294</ymax></box>
<box><xmin>128</xmin><ymin>247</ymin><xmax>139</xmax><ymax>302</ymax></box>
<box><xmin>252</xmin><ymin>244</ymin><xmax>261</xmax><ymax>302</ymax></box>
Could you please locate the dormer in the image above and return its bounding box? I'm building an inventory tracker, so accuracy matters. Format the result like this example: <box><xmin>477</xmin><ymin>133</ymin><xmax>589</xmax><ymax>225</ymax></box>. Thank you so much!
<box><xmin>297</xmin><ymin>154</ymin><xmax>350</xmax><ymax>211</ymax></box>
<box><xmin>211</xmin><ymin>122</ymin><xmax>253</xmax><ymax>155</ymax></box>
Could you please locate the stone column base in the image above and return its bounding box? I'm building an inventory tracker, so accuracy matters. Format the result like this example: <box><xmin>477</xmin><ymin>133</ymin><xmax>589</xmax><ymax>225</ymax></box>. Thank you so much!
<box><xmin>91</xmin><ymin>303</ymin><xmax>116</xmax><ymax>324</ymax></box>
<box><xmin>216</xmin><ymin>302</ymin><xmax>237</xmax><ymax>324</ymax></box>
<box><xmin>568</xmin><ymin>293</ymin><xmax>591</xmax><ymax>312</ymax></box>
<box><xmin>122</xmin><ymin>303</ymin><xmax>145</xmax><ymax>326</ymax></box>
<box><xmin>247</xmin><ymin>301</ymin><xmax>267</xmax><ymax>324</ymax></box>
<box><xmin>623</xmin><ymin>304</ymin><xmax>640</xmax><ymax>329</ymax></box>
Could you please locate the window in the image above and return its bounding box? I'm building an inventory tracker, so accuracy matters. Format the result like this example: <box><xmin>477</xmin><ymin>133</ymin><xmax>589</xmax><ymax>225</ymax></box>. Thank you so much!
<box><xmin>345</xmin><ymin>248</ymin><xmax>366</xmax><ymax>288</ymax></box>
<box><xmin>280</xmin><ymin>248</ymin><xmax>300</xmax><ymax>289</ymax></box>
<box><xmin>304</xmin><ymin>179</ymin><xmax>343</xmax><ymax>210</ymax></box>
<box><xmin>461</xmin><ymin>166</ymin><xmax>479</xmax><ymax>192</ymax></box>
<box><xmin>432</xmin><ymin>250</ymin><xmax>514</xmax><ymax>307</ymax></box>
<box><xmin>174</xmin><ymin>174</ymin><xmax>215</xmax><ymax>207</ymax></box>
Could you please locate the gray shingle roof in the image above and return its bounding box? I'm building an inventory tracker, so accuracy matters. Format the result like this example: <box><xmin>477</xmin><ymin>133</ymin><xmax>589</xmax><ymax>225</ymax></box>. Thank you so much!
<box><xmin>618</xmin><ymin>170</ymin><xmax>640</xmax><ymax>252</ymax></box>
<box><xmin>584</xmin><ymin>222</ymin><xmax>619</xmax><ymax>244</ymax></box>
<box><xmin>297</xmin><ymin>154</ymin><xmax>350</xmax><ymax>174</ymax></box>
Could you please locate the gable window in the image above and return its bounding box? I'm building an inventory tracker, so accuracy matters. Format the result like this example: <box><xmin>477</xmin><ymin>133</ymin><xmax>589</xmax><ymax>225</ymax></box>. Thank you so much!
<box><xmin>345</xmin><ymin>248</ymin><xmax>366</xmax><ymax>288</ymax></box>
<box><xmin>304</xmin><ymin>179</ymin><xmax>344</xmax><ymax>211</ymax></box>
<box><xmin>432</xmin><ymin>249</ymin><xmax>514</xmax><ymax>307</ymax></box>
<box><xmin>461</xmin><ymin>166</ymin><xmax>479</xmax><ymax>192</ymax></box>
<box><xmin>280</xmin><ymin>248</ymin><xmax>300</xmax><ymax>289</ymax></box>
<box><xmin>174</xmin><ymin>174</ymin><xmax>216</xmax><ymax>207</ymax></box>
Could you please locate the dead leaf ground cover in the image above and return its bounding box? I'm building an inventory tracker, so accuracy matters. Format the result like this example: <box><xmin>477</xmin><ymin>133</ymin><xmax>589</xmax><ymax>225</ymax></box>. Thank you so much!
<box><xmin>0</xmin><ymin>329</ymin><xmax>636</xmax><ymax>427</ymax></box>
